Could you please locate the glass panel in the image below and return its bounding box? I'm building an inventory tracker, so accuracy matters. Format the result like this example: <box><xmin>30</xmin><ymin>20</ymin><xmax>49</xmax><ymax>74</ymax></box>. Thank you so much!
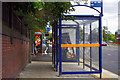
<box><xmin>61</xmin><ymin>27</ymin><xmax>77</xmax><ymax>61</ymax></box>
<box><xmin>92</xmin><ymin>20</ymin><xmax>99</xmax><ymax>44</ymax></box>
<box><xmin>60</xmin><ymin>18</ymin><xmax>100</xmax><ymax>72</ymax></box>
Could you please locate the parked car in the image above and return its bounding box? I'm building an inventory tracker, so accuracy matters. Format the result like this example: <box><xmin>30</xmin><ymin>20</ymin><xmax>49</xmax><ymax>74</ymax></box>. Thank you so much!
<box><xmin>102</xmin><ymin>42</ymin><xmax>107</xmax><ymax>46</ymax></box>
<box><xmin>85</xmin><ymin>41</ymin><xmax>90</xmax><ymax>44</ymax></box>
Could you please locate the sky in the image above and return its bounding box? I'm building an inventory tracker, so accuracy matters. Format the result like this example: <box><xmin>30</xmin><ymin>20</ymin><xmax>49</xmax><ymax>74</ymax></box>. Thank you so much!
<box><xmin>70</xmin><ymin>0</ymin><xmax>119</xmax><ymax>34</ymax></box>
<box><xmin>103</xmin><ymin>0</ymin><xmax>119</xmax><ymax>34</ymax></box>
<box><xmin>50</xmin><ymin>0</ymin><xmax>119</xmax><ymax>34</ymax></box>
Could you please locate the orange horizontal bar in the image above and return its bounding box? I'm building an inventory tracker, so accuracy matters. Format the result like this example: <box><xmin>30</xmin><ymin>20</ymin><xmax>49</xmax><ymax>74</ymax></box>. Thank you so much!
<box><xmin>61</xmin><ymin>44</ymin><xmax>100</xmax><ymax>47</ymax></box>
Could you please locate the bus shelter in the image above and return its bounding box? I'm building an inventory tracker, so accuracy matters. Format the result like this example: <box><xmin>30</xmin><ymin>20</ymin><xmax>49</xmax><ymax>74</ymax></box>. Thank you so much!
<box><xmin>53</xmin><ymin>1</ymin><xmax>103</xmax><ymax>78</ymax></box>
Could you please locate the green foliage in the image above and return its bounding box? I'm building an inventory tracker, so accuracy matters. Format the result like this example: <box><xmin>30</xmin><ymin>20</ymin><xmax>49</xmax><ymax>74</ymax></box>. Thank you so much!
<box><xmin>103</xmin><ymin>26</ymin><xmax>115</xmax><ymax>42</ymax></box>
<box><xmin>103</xmin><ymin>27</ymin><xmax>107</xmax><ymax>42</ymax></box>
<box><xmin>42</xmin><ymin>2</ymin><xmax>73</xmax><ymax>24</ymax></box>
<box><xmin>108</xmin><ymin>34</ymin><xmax>115</xmax><ymax>42</ymax></box>
<box><xmin>13</xmin><ymin>2</ymin><xmax>36</xmax><ymax>15</ymax></box>
<box><xmin>13</xmin><ymin>2</ymin><xmax>74</xmax><ymax>47</ymax></box>
<box><xmin>33</xmin><ymin>2</ymin><xmax>45</xmax><ymax>11</ymax></box>
<box><xmin>79</xmin><ymin>26</ymin><xmax>83</xmax><ymax>41</ymax></box>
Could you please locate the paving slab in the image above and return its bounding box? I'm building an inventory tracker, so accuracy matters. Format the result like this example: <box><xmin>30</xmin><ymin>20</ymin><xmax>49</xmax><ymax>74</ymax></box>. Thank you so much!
<box><xmin>18</xmin><ymin>61</ymin><xmax>93</xmax><ymax>78</ymax></box>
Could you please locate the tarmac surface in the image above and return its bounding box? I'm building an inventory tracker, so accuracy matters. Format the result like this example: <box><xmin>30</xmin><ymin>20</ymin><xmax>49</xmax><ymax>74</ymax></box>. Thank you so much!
<box><xmin>102</xmin><ymin>46</ymin><xmax>118</xmax><ymax>75</ymax></box>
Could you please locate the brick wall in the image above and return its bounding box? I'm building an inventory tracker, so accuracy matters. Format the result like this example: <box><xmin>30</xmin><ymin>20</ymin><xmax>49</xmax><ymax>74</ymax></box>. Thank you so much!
<box><xmin>0</xmin><ymin>35</ymin><xmax>2</xmax><ymax>80</ymax></box>
<box><xmin>2</xmin><ymin>35</ymin><xmax>30</xmax><ymax>78</ymax></box>
<box><xmin>2</xmin><ymin>3</ymin><xmax>31</xmax><ymax>78</ymax></box>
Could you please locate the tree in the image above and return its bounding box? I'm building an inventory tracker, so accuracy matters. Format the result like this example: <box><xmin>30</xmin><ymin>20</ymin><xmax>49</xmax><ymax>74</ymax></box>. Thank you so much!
<box><xmin>79</xmin><ymin>26</ymin><xmax>83</xmax><ymax>42</ymax></box>
<box><xmin>103</xmin><ymin>26</ymin><xmax>108</xmax><ymax>42</ymax></box>
<box><xmin>102</xmin><ymin>26</ymin><xmax>115</xmax><ymax>42</ymax></box>
<box><xmin>13</xmin><ymin>2</ymin><xmax>73</xmax><ymax>47</ymax></box>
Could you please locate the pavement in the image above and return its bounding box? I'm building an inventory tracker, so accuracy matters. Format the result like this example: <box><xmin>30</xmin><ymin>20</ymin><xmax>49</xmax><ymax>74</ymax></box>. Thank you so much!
<box><xmin>32</xmin><ymin>54</ymin><xmax>52</xmax><ymax>62</ymax></box>
<box><xmin>18</xmin><ymin>53</ymin><xmax>119</xmax><ymax>79</ymax></box>
<box><xmin>18</xmin><ymin>44</ymin><xmax>120</xmax><ymax>79</ymax></box>
<box><xmin>18</xmin><ymin>61</ymin><xmax>119</xmax><ymax>79</ymax></box>
<box><xmin>18</xmin><ymin>61</ymin><xmax>93</xmax><ymax>78</ymax></box>
<box><xmin>19</xmin><ymin>53</ymin><xmax>93</xmax><ymax>78</ymax></box>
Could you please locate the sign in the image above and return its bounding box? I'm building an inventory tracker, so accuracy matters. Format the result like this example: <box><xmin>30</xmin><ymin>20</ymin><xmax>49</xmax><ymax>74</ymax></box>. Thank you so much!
<box><xmin>90</xmin><ymin>1</ymin><xmax>102</xmax><ymax>7</ymax></box>
<box><xmin>35</xmin><ymin>31</ymin><xmax>42</xmax><ymax>36</ymax></box>
<box><xmin>45</xmin><ymin>33</ymin><xmax>49</xmax><ymax>37</ymax></box>
<box><xmin>46</xmin><ymin>27</ymin><xmax>50</xmax><ymax>31</ymax></box>
<box><xmin>34</xmin><ymin>31</ymin><xmax>42</xmax><ymax>54</ymax></box>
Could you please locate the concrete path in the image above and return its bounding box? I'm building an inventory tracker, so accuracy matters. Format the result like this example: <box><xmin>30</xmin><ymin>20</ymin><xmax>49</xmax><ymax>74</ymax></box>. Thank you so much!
<box><xmin>32</xmin><ymin>54</ymin><xmax>52</xmax><ymax>62</ymax></box>
<box><xmin>18</xmin><ymin>61</ymin><xmax>93</xmax><ymax>78</ymax></box>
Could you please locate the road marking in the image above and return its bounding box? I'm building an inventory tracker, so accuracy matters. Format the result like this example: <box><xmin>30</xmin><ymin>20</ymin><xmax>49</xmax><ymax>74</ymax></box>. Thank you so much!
<box><xmin>108</xmin><ymin>45</ymin><xmax>118</xmax><ymax>47</ymax></box>
<box><xmin>107</xmin><ymin>54</ymin><xmax>111</xmax><ymax>56</ymax></box>
<box><xmin>102</xmin><ymin>68</ymin><xmax>120</xmax><ymax>78</ymax></box>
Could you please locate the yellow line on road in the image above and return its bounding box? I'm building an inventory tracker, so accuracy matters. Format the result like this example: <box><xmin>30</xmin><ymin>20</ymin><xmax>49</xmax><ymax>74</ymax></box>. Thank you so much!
<box><xmin>102</xmin><ymin>68</ymin><xmax>120</xmax><ymax>77</ymax></box>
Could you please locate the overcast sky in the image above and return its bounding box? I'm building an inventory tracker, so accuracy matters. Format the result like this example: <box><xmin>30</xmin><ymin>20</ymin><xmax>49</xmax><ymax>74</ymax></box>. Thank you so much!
<box><xmin>70</xmin><ymin>0</ymin><xmax>119</xmax><ymax>34</ymax></box>
<box><xmin>102</xmin><ymin>0</ymin><xmax>119</xmax><ymax>34</ymax></box>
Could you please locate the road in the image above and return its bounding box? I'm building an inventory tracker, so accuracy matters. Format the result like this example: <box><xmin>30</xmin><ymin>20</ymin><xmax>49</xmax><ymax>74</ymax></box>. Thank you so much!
<box><xmin>102</xmin><ymin>45</ymin><xmax>118</xmax><ymax>75</ymax></box>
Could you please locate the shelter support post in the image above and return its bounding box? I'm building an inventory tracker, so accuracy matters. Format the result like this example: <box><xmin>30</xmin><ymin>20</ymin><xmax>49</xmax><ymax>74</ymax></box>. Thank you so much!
<box><xmin>77</xmin><ymin>26</ymin><xmax>80</xmax><ymax>66</ymax></box>
<box><xmin>59</xmin><ymin>17</ymin><xmax>62</xmax><ymax>76</ymax></box>
<box><xmin>99</xmin><ymin>16</ymin><xmax>102</xmax><ymax>79</ymax></box>
<box><xmin>83</xmin><ymin>24</ymin><xmax>85</xmax><ymax>69</ymax></box>
<box><xmin>90</xmin><ymin>23</ymin><xmax>92</xmax><ymax>71</ymax></box>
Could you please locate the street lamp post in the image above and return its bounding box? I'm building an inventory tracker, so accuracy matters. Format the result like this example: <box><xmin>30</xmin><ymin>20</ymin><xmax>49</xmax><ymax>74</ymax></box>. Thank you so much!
<box><xmin>106</xmin><ymin>19</ymin><xmax>108</xmax><ymax>45</ymax></box>
<box><xmin>104</xmin><ymin>19</ymin><xmax>108</xmax><ymax>44</ymax></box>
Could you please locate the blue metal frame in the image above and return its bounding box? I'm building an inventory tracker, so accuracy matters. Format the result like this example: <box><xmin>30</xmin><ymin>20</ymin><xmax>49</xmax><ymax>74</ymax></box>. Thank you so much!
<box><xmin>90</xmin><ymin>23</ymin><xmax>92</xmax><ymax>71</ymax></box>
<box><xmin>63</xmin><ymin>16</ymin><xmax>100</xmax><ymax>20</ymax></box>
<box><xmin>99</xmin><ymin>14</ymin><xmax>102</xmax><ymax>79</ymax></box>
<box><xmin>70</xmin><ymin>4</ymin><xmax>103</xmax><ymax>16</ymax></box>
<box><xmin>83</xmin><ymin>24</ymin><xmax>85</xmax><ymax>69</ymax></box>
<box><xmin>58</xmin><ymin>3</ymin><xmax>103</xmax><ymax>78</ymax></box>
<box><xmin>70</xmin><ymin>5</ymin><xmax>101</xmax><ymax>14</ymax></box>
<box><xmin>59</xmin><ymin>17</ymin><xmax>62</xmax><ymax>76</ymax></box>
<box><xmin>77</xmin><ymin>26</ymin><xmax>80</xmax><ymax>66</ymax></box>
<box><xmin>84</xmin><ymin>63</ymin><xmax>99</xmax><ymax>71</ymax></box>
<box><xmin>62</xmin><ymin>71</ymin><xmax>100</xmax><ymax>74</ymax></box>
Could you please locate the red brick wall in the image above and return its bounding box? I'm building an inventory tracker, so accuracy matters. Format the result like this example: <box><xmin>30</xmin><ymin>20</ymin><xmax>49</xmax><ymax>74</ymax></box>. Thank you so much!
<box><xmin>2</xmin><ymin>34</ymin><xmax>30</xmax><ymax>78</ymax></box>
<box><xmin>0</xmin><ymin>35</ymin><xmax>2</xmax><ymax>80</ymax></box>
